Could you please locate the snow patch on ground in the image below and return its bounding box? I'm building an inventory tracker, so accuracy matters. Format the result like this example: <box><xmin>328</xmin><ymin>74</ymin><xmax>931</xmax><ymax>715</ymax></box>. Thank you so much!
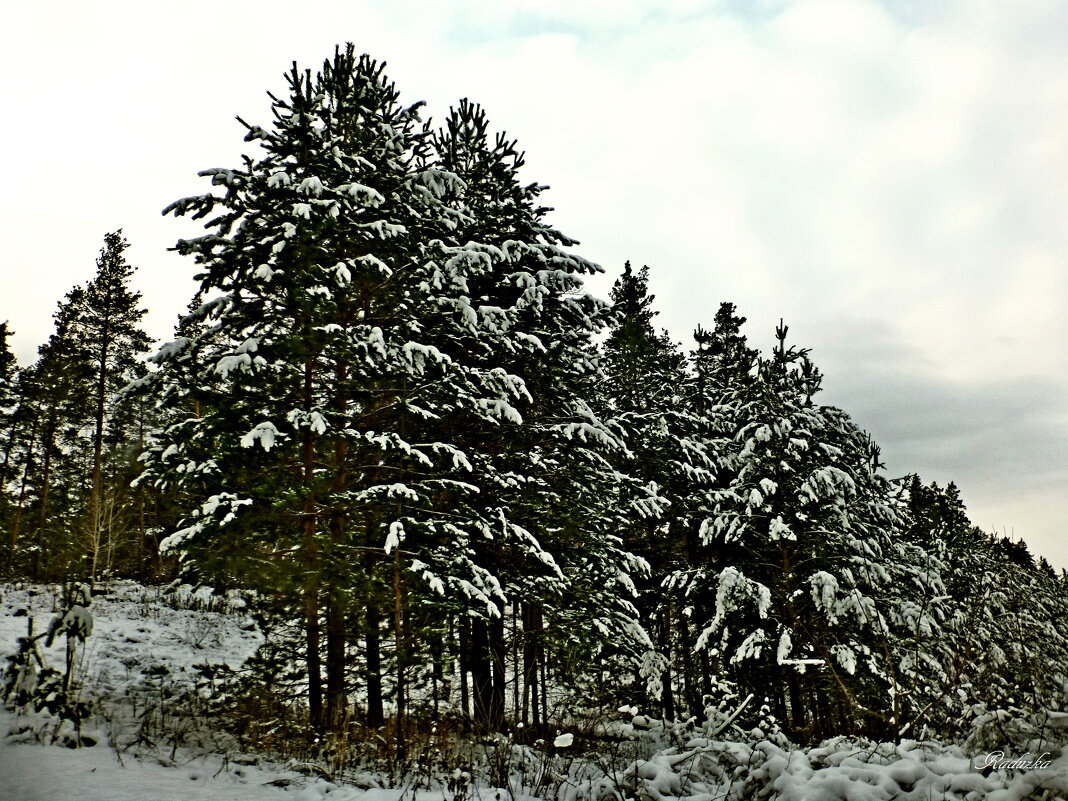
<box><xmin>0</xmin><ymin>714</ymin><xmax>369</xmax><ymax>801</ymax></box>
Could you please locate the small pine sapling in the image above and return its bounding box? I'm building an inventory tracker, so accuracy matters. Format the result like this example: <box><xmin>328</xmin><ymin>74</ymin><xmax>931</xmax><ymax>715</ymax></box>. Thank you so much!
<box><xmin>38</xmin><ymin>582</ymin><xmax>94</xmax><ymax>735</ymax></box>
<box><xmin>3</xmin><ymin>585</ymin><xmax>95</xmax><ymax>745</ymax></box>
<box><xmin>46</xmin><ymin>581</ymin><xmax>94</xmax><ymax>690</ymax></box>
<box><xmin>2</xmin><ymin>615</ymin><xmax>47</xmax><ymax>709</ymax></box>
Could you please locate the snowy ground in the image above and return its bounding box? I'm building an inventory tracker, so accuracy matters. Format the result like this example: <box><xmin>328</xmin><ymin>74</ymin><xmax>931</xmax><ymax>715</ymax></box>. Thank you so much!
<box><xmin>0</xmin><ymin>711</ymin><xmax>364</xmax><ymax>801</ymax></box>
<box><xmin>0</xmin><ymin>581</ymin><xmax>369</xmax><ymax>801</ymax></box>
<box><xmin>4</xmin><ymin>580</ymin><xmax>1068</xmax><ymax>801</ymax></box>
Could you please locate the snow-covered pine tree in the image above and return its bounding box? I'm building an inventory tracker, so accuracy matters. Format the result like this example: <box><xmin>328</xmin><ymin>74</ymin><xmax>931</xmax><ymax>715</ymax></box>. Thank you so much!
<box><xmin>603</xmin><ymin>263</ymin><xmax>684</xmax><ymax>412</ymax></box>
<box><xmin>896</xmin><ymin>479</ymin><xmax>1068</xmax><ymax>741</ymax></box>
<box><xmin>139</xmin><ymin>47</ymin><xmax>449</xmax><ymax>731</ymax></box>
<box><xmin>599</xmin><ymin>262</ymin><xmax>718</xmax><ymax>718</ymax></box>
<box><xmin>689</xmin><ymin>303</ymin><xmax>758</xmax><ymax>413</ymax></box>
<box><xmin>426</xmin><ymin>101</ymin><xmax>651</xmax><ymax>728</ymax></box>
<box><xmin>685</xmin><ymin>320</ymin><xmax>944</xmax><ymax>739</ymax></box>
<box><xmin>139</xmin><ymin>49</ymin><xmax>645</xmax><ymax>734</ymax></box>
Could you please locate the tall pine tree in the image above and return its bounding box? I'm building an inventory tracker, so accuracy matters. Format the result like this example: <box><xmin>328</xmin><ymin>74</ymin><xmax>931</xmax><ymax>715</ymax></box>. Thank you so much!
<box><xmin>79</xmin><ymin>231</ymin><xmax>152</xmax><ymax>578</ymax></box>
<box><xmin>6</xmin><ymin>291</ymin><xmax>93</xmax><ymax>577</ymax></box>
<box><xmin>426</xmin><ymin>102</ymin><xmax>650</xmax><ymax>729</ymax></box>
<box><xmin>0</xmin><ymin>322</ymin><xmax>20</xmax><ymax>566</ymax></box>
<box><xmin>139</xmin><ymin>50</ymin><xmax>646</xmax><ymax>735</ymax></box>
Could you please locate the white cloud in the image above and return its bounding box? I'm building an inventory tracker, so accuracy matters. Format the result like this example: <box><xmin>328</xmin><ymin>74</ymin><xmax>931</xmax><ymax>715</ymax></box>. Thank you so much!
<box><xmin>1</xmin><ymin>0</ymin><xmax>1065</xmax><ymax>564</ymax></box>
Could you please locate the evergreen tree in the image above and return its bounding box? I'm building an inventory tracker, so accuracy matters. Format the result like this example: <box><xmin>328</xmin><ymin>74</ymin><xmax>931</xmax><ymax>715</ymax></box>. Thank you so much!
<box><xmin>599</xmin><ymin>263</ymin><xmax>712</xmax><ymax>717</ymax></box>
<box><xmin>5</xmin><ymin>291</ymin><xmax>94</xmax><ymax>578</ymax></box>
<box><xmin>78</xmin><ymin>231</ymin><xmax>152</xmax><ymax>578</ymax></box>
<box><xmin>426</xmin><ymin>101</ymin><xmax>650</xmax><ymax>729</ymax></box>
<box><xmin>682</xmin><ymin>320</ymin><xmax>946</xmax><ymax>738</ymax></box>
<box><xmin>690</xmin><ymin>302</ymin><xmax>758</xmax><ymax>411</ymax></box>
<box><xmin>896</xmin><ymin>478</ymin><xmax>1068</xmax><ymax>740</ymax></box>
<box><xmin>138</xmin><ymin>50</ymin><xmax>645</xmax><ymax>735</ymax></box>
<box><xmin>603</xmin><ymin>262</ymin><xmax>684</xmax><ymax>413</ymax></box>
<box><xmin>0</xmin><ymin>322</ymin><xmax>20</xmax><ymax>564</ymax></box>
<box><xmin>1</xmin><ymin>236</ymin><xmax>151</xmax><ymax>579</ymax></box>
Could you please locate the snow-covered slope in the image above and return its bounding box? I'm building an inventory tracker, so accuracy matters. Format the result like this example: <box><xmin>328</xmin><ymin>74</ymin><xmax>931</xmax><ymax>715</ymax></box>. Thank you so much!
<box><xmin>0</xmin><ymin>581</ymin><xmax>353</xmax><ymax>800</ymax></box>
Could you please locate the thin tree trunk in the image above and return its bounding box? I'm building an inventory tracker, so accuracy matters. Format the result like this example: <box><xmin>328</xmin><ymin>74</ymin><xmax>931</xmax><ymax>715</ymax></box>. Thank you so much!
<box><xmin>458</xmin><ymin>614</ymin><xmax>470</xmax><ymax>722</ymax></box>
<box><xmin>365</xmin><ymin>601</ymin><xmax>384</xmax><ymax>728</ymax></box>
<box><xmin>136</xmin><ymin>397</ymin><xmax>147</xmax><ymax>578</ymax></box>
<box><xmin>324</xmin><ymin>363</ymin><xmax>350</xmax><ymax>731</ymax></box>
<box><xmin>814</xmin><ymin>684</ymin><xmax>831</xmax><ymax>739</ymax></box>
<box><xmin>432</xmin><ymin>629</ymin><xmax>443</xmax><ymax>718</ymax></box>
<box><xmin>489</xmin><ymin>613</ymin><xmax>505</xmax><ymax>729</ymax></box>
<box><xmin>540</xmin><ymin>639</ymin><xmax>549</xmax><ymax>729</ymax></box>
<box><xmin>787</xmin><ymin>670</ymin><xmax>805</xmax><ymax>733</ymax></box>
<box><xmin>34</xmin><ymin>418</ymin><xmax>55</xmax><ymax>580</ymax></box>
<box><xmin>511</xmin><ymin>604</ymin><xmax>519</xmax><ymax>724</ymax></box>
<box><xmin>325</xmin><ymin>586</ymin><xmax>347</xmax><ymax>730</ymax></box>
<box><xmin>302</xmin><ymin>357</ymin><xmax>324</xmax><ymax>731</ymax></box>
<box><xmin>659</xmin><ymin>607</ymin><xmax>675</xmax><ymax>721</ymax></box>
<box><xmin>304</xmin><ymin>549</ymin><xmax>323</xmax><ymax>731</ymax></box>
<box><xmin>148</xmin><ymin>492</ymin><xmax>163</xmax><ymax>577</ymax></box>
<box><xmin>701</xmin><ymin>645</ymin><xmax>712</xmax><ymax>701</ymax></box>
<box><xmin>392</xmin><ymin>550</ymin><xmax>406</xmax><ymax>755</ymax></box>
<box><xmin>523</xmin><ymin>604</ymin><xmax>542</xmax><ymax>730</ymax></box>
<box><xmin>88</xmin><ymin>329</ymin><xmax>110</xmax><ymax>582</ymax></box>
<box><xmin>470</xmin><ymin>616</ymin><xmax>491</xmax><ymax>729</ymax></box>
<box><xmin>680</xmin><ymin>612</ymin><xmax>698</xmax><ymax>718</ymax></box>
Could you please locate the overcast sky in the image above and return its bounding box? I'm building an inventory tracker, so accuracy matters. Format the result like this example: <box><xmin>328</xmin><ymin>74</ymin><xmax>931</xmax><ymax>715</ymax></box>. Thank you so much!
<box><xmin>2</xmin><ymin>1</ymin><xmax>1066</xmax><ymax>567</ymax></box>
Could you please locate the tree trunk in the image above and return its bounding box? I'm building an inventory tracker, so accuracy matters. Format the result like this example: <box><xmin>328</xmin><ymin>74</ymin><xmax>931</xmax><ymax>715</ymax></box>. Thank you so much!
<box><xmin>88</xmin><ymin>328</ymin><xmax>110</xmax><ymax>581</ymax></box>
<box><xmin>489</xmin><ymin>613</ymin><xmax>505</xmax><ymax>729</ymax></box>
<box><xmin>432</xmin><ymin>628</ymin><xmax>443</xmax><ymax>718</ymax></box>
<box><xmin>325</xmin><ymin>586</ymin><xmax>347</xmax><ymax>730</ymax></box>
<box><xmin>659</xmin><ymin>607</ymin><xmax>675</xmax><ymax>721</ymax></box>
<box><xmin>34</xmin><ymin>417</ymin><xmax>55</xmax><ymax>580</ymax></box>
<box><xmin>511</xmin><ymin>604</ymin><xmax>519</xmax><ymax>724</ymax></box>
<box><xmin>786</xmin><ymin>669</ymin><xmax>806</xmax><ymax>733</ymax></box>
<box><xmin>304</xmin><ymin>557</ymin><xmax>323</xmax><ymax>732</ymax></box>
<box><xmin>701</xmin><ymin>636</ymin><xmax>712</xmax><ymax>702</ymax></box>
<box><xmin>458</xmin><ymin>614</ymin><xmax>470</xmax><ymax>721</ymax></box>
<box><xmin>324</xmin><ymin>362</ymin><xmax>350</xmax><ymax>732</ymax></box>
<box><xmin>523</xmin><ymin>604</ymin><xmax>539</xmax><ymax>728</ymax></box>
<box><xmin>365</xmin><ymin>601</ymin><xmax>384</xmax><ymax>728</ymax></box>
<box><xmin>679</xmin><ymin>612</ymin><xmax>699</xmax><ymax>717</ymax></box>
<box><xmin>540</xmin><ymin>639</ymin><xmax>549</xmax><ymax>729</ymax></box>
<box><xmin>301</xmin><ymin>357</ymin><xmax>324</xmax><ymax>731</ymax></box>
<box><xmin>470</xmin><ymin>616</ymin><xmax>492</xmax><ymax>729</ymax></box>
<box><xmin>392</xmin><ymin>551</ymin><xmax>406</xmax><ymax>755</ymax></box>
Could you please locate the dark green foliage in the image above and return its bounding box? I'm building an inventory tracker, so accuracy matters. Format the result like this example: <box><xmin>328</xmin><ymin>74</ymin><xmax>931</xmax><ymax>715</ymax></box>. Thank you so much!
<box><xmin>138</xmin><ymin>48</ymin><xmax>645</xmax><ymax>737</ymax></box>
<box><xmin>0</xmin><ymin>322</ymin><xmax>20</xmax><ymax>562</ymax></box>
<box><xmin>80</xmin><ymin>231</ymin><xmax>153</xmax><ymax>579</ymax></box>
<box><xmin>4</xmin><ymin>45</ymin><xmax>1066</xmax><ymax>752</ymax></box>
<box><xmin>3</xmin><ymin>291</ymin><xmax>95</xmax><ymax>578</ymax></box>
<box><xmin>1</xmin><ymin>233</ymin><xmax>151</xmax><ymax>579</ymax></box>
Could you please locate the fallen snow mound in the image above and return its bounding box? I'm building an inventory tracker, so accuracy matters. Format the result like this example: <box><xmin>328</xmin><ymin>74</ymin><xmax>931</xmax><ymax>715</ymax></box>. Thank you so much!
<box><xmin>601</xmin><ymin>733</ymin><xmax>1068</xmax><ymax>801</ymax></box>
